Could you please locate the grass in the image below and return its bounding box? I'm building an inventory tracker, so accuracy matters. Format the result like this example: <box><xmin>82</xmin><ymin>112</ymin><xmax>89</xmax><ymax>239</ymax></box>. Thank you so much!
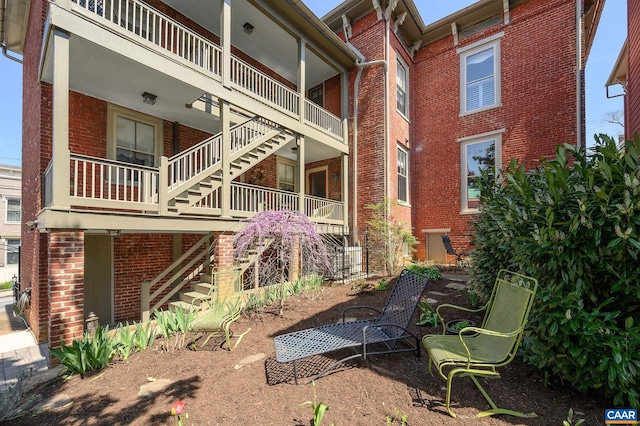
<box><xmin>0</xmin><ymin>281</ymin><xmax>13</xmax><ymax>291</ymax></box>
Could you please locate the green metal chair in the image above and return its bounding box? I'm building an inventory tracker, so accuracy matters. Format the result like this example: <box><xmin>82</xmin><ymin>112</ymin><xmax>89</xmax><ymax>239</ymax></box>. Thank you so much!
<box><xmin>191</xmin><ymin>295</ymin><xmax>249</xmax><ymax>351</ymax></box>
<box><xmin>422</xmin><ymin>269</ymin><xmax>538</xmax><ymax>418</ymax></box>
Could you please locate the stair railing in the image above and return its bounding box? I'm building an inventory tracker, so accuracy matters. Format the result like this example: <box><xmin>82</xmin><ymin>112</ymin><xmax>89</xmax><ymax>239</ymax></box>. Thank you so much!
<box><xmin>141</xmin><ymin>232</ymin><xmax>215</xmax><ymax>321</ymax></box>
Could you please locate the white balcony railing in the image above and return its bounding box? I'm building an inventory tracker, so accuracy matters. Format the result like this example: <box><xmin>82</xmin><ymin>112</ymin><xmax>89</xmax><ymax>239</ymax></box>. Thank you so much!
<box><xmin>72</xmin><ymin>0</ymin><xmax>222</xmax><ymax>75</ymax></box>
<box><xmin>167</xmin><ymin>133</ymin><xmax>222</xmax><ymax>192</ymax></box>
<box><xmin>229</xmin><ymin>56</ymin><xmax>300</xmax><ymax>117</ymax></box>
<box><xmin>305</xmin><ymin>100</ymin><xmax>343</xmax><ymax>138</ymax></box>
<box><xmin>70</xmin><ymin>154</ymin><xmax>159</xmax><ymax>208</ymax></box>
<box><xmin>55</xmin><ymin>155</ymin><xmax>344</xmax><ymax>223</ymax></box>
<box><xmin>70</xmin><ymin>0</ymin><xmax>344</xmax><ymax>141</ymax></box>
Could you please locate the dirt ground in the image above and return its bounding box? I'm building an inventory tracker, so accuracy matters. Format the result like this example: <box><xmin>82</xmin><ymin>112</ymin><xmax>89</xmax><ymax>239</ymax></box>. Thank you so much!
<box><xmin>6</xmin><ymin>274</ymin><xmax>608</xmax><ymax>425</ymax></box>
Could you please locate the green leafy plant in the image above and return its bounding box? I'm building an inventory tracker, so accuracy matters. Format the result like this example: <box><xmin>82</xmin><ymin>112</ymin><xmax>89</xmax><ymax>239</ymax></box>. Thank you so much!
<box><xmin>375</xmin><ymin>278</ymin><xmax>389</xmax><ymax>291</ymax></box>
<box><xmin>49</xmin><ymin>325</ymin><xmax>115</xmax><ymax>376</ymax></box>
<box><xmin>300</xmin><ymin>381</ymin><xmax>333</xmax><ymax>426</ymax></box>
<box><xmin>563</xmin><ymin>408</ymin><xmax>585</xmax><ymax>426</ymax></box>
<box><xmin>450</xmin><ymin>320</ymin><xmax>472</xmax><ymax>331</ymax></box>
<box><xmin>471</xmin><ymin>134</ymin><xmax>640</xmax><ymax>407</ymax></box>
<box><xmin>132</xmin><ymin>321</ymin><xmax>156</xmax><ymax>352</ymax></box>
<box><xmin>406</xmin><ymin>263</ymin><xmax>442</xmax><ymax>281</ymax></box>
<box><xmin>386</xmin><ymin>408</ymin><xmax>409</xmax><ymax>425</ymax></box>
<box><xmin>113</xmin><ymin>322</ymin><xmax>134</xmax><ymax>360</ymax></box>
<box><xmin>415</xmin><ymin>297</ymin><xmax>439</xmax><ymax>327</ymax></box>
<box><xmin>466</xmin><ymin>289</ymin><xmax>480</xmax><ymax>308</ymax></box>
<box><xmin>365</xmin><ymin>199</ymin><xmax>418</xmax><ymax>276</ymax></box>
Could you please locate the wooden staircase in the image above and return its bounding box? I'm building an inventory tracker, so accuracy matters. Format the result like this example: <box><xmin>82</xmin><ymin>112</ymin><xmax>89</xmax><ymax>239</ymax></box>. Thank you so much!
<box><xmin>168</xmin><ymin>237</ymin><xmax>275</xmax><ymax>311</ymax></box>
<box><xmin>166</xmin><ymin>116</ymin><xmax>296</xmax><ymax>215</ymax></box>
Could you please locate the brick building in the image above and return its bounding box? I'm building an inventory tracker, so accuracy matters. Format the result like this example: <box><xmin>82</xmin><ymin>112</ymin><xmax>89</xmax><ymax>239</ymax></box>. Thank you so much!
<box><xmin>606</xmin><ymin>1</ymin><xmax>638</xmax><ymax>138</ymax></box>
<box><xmin>1</xmin><ymin>0</ymin><xmax>604</xmax><ymax>349</ymax></box>
<box><xmin>0</xmin><ymin>165</ymin><xmax>22</xmax><ymax>283</ymax></box>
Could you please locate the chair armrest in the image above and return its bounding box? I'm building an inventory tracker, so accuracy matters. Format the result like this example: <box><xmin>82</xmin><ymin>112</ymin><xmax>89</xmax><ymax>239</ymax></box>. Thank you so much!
<box><xmin>342</xmin><ymin>306</ymin><xmax>382</xmax><ymax>322</ymax></box>
<box><xmin>456</xmin><ymin>326</ymin><xmax>524</xmax><ymax>365</ymax></box>
<box><xmin>436</xmin><ymin>302</ymin><xmax>488</xmax><ymax>332</ymax></box>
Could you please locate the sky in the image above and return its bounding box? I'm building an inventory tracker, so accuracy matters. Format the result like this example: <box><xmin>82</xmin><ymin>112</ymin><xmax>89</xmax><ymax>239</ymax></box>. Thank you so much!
<box><xmin>0</xmin><ymin>1</ymin><xmax>627</xmax><ymax>167</ymax></box>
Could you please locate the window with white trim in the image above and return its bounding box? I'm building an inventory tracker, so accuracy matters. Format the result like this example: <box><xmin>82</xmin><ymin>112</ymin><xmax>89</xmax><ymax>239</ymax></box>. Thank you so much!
<box><xmin>460</xmin><ymin>132</ymin><xmax>502</xmax><ymax>212</ymax></box>
<box><xmin>396</xmin><ymin>57</ymin><xmax>408</xmax><ymax>117</ymax></box>
<box><xmin>108</xmin><ymin>105</ymin><xmax>162</xmax><ymax>167</ymax></box>
<box><xmin>397</xmin><ymin>146</ymin><xmax>409</xmax><ymax>203</ymax></box>
<box><xmin>277</xmin><ymin>158</ymin><xmax>296</xmax><ymax>192</ymax></box>
<box><xmin>6</xmin><ymin>238</ymin><xmax>20</xmax><ymax>265</ymax></box>
<box><xmin>459</xmin><ymin>36</ymin><xmax>501</xmax><ymax>114</ymax></box>
<box><xmin>5</xmin><ymin>198</ymin><xmax>20</xmax><ymax>223</ymax></box>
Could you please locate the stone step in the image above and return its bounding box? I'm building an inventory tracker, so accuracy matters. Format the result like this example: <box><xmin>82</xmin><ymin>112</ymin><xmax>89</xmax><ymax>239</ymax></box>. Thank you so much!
<box><xmin>180</xmin><ymin>291</ymin><xmax>213</xmax><ymax>305</ymax></box>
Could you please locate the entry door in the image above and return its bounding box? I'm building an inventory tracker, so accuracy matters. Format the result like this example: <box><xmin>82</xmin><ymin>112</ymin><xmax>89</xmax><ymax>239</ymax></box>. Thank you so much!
<box><xmin>84</xmin><ymin>235</ymin><xmax>114</xmax><ymax>325</ymax></box>
<box><xmin>308</xmin><ymin>170</ymin><xmax>327</xmax><ymax>198</ymax></box>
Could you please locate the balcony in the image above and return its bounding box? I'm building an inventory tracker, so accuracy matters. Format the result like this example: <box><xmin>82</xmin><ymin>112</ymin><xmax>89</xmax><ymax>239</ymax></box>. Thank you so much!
<box><xmin>65</xmin><ymin>0</ymin><xmax>346</xmax><ymax>142</ymax></box>
<box><xmin>43</xmin><ymin>154</ymin><xmax>345</xmax><ymax>226</ymax></box>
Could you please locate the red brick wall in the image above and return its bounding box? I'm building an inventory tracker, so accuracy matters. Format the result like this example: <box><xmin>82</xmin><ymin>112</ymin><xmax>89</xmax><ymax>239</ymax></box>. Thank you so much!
<box><xmin>411</xmin><ymin>0</ymin><xmax>579</xmax><ymax>257</ymax></box>
<box><xmin>21</xmin><ymin>0</ymin><xmax>49</xmax><ymax>342</ymax></box>
<box><xmin>305</xmin><ymin>157</ymin><xmax>342</xmax><ymax>201</ymax></box>
<box><xmin>346</xmin><ymin>13</ymin><xmax>387</xmax><ymax>244</ymax></box>
<box><xmin>628</xmin><ymin>0</ymin><xmax>640</xmax><ymax>138</ymax></box>
<box><xmin>48</xmin><ymin>231</ymin><xmax>85</xmax><ymax>348</ymax></box>
<box><xmin>389</xmin><ymin>24</ymin><xmax>413</xmax><ymax>233</ymax></box>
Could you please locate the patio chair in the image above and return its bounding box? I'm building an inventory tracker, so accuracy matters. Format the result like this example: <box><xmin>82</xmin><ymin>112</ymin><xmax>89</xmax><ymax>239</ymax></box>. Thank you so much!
<box><xmin>273</xmin><ymin>268</ymin><xmax>430</xmax><ymax>384</ymax></box>
<box><xmin>441</xmin><ymin>235</ymin><xmax>469</xmax><ymax>271</ymax></box>
<box><xmin>191</xmin><ymin>295</ymin><xmax>249</xmax><ymax>351</ymax></box>
<box><xmin>422</xmin><ymin>269</ymin><xmax>538</xmax><ymax>418</ymax></box>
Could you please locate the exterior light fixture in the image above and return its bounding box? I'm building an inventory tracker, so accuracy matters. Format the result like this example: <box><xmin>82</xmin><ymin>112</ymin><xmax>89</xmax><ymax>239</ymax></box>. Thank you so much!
<box><xmin>142</xmin><ymin>92</ymin><xmax>157</xmax><ymax>105</ymax></box>
<box><xmin>332</xmin><ymin>173</ymin><xmax>340</xmax><ymax>184</ymax></box>
<box><xmin>243</xmin><ymin>22</ymin><xmax>254</xmax><ymax>34</ymax></box>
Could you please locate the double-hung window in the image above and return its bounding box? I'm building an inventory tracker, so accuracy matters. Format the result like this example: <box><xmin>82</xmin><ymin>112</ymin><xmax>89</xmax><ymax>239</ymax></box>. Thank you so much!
<box><xmin>6</xmin><ymin>238</ymin><xmax>20</xmax><ymax>265</ymax></box>
<box><xmin>459</xmin><ymin>130</ymin><xmax>503</xmax><ymax>213</ymax></box>
<box><xmin>6</xmin><ymin>198</ymin><xmax>20</xmax><ymax>223</ymax></box>
<box><xmin>459</xmin><ymin>34</ymin><xmax>502</xmax><ymax>114</ymax></box>
<box><xmin>396</xmin><ymin>57</ymin><xmax>409</xmax><ymax>117</ymax></box>
<box><xmin>277</xmin><ymin>158</ymin><xmax>296</xmax><ymax>192</ymax></box>
<box><xmin>108</xmin><ymin>105</ymin><xmax>162</xmax><ymax>167</ymax></box>
<box><xmin>397</xmin><ymin>146</ymin><xmax>409</xmax><ymax>203</ymax></box>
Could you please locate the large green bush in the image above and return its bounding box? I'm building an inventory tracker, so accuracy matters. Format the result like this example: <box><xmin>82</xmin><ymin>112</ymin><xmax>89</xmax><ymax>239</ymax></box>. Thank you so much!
<box><xmin>470</xmin><ymin>134</ymin><xmax>640</xmax><ymax>407</ymax></box>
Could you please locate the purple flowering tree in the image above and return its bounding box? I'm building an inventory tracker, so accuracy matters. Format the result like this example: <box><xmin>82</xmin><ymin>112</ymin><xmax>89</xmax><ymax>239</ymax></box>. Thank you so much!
<box><xmin>234</xmin><ymin>210</ymin><xmax>330</xmax><ymax>314</ymax></box>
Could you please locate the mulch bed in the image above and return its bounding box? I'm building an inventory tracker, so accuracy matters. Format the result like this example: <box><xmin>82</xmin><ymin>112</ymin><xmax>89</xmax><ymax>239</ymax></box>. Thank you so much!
<box><xmin>6</xmin><ymin>274</ymin><xmax>608</xmax><ymax>425</ymax></box>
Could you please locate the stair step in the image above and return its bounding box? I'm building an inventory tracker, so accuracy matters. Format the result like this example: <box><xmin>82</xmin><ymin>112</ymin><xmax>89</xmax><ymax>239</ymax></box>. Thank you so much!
<box><xmin>194</xmin><ymin>282</ymin><xmax>217</xmax><ymax>295</ymax></box>
<box><xmin>169</xmin><ymin>301</ymin><xmax>197</xmax><ymax>312</ymax></box>
<box><xmin>180</xmin><ymin>291</ymin><xmax>214</xmax><ymax>306</ymax></box>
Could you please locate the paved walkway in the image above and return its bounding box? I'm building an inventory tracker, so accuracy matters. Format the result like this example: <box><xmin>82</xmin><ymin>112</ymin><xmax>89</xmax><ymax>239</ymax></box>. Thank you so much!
<box><xmin>0</xmin><ymin>291</ymin><xmax>51</xmax><ymax>388</ymax></box>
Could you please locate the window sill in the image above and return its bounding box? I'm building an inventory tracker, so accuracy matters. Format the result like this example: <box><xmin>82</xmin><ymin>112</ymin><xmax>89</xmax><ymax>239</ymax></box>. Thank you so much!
<box><xmin>459</xmin><ymin>103</ymin><xmax>502</xmax><ymax>117</ymax></box>
<box><xmin>397</xmin><ymin>201</ymin><xmax>411</xmax><ymax>208</ymax></box>
<box><xmin>396</xmin><ymin>111</ymin><xmax>411</xmax><ymax>123</ymax></box>
<box><xmin>460</xmin><ymin>208</ymin><xmax>480</xmax><ymax>215</ymax></box>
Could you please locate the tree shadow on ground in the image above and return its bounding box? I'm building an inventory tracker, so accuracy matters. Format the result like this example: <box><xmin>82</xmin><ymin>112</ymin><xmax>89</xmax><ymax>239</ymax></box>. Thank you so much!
<box><xmin>11</xmin><ymin>375</ymin><xmax>201</xmax><ymax>426</ymax></box>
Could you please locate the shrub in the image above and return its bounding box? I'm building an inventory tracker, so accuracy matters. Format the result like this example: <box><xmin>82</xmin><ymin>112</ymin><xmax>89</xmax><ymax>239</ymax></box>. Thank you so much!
<box><xmin>470</xmin><ymin>134</ymin><xmax>640</xmax><ymax>407</ymax></box>
<box><xmin>365</xmin><ymin>199</ymin><xmax>418</xmax><ymax>276</ymax></box>
<box><xmin>49</xmin><ymin>326</ymin><xmax>115</xmax><ymax>376</ymax></box>
<box><xmin>406</xmin><ymin>263</ymin><xmax>442</xmax><ymax>281</ymax></box>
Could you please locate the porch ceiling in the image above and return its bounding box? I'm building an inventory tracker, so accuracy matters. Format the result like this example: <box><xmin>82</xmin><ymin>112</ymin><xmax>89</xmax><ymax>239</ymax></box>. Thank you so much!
<box><xmin>162</xmin><ymin>0</ymin><xmax>340</xmax><ymax>88</ymax></box>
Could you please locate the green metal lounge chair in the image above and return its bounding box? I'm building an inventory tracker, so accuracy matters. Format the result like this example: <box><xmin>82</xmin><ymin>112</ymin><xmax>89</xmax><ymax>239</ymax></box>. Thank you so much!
<box><xmin>422</xmin><ymin>269</ymin><xmax>538</xmax><ymax>418</ymax></box>
<box><xmin>191</xmin><ymin>295</ymin><xmax>249</xmax><ymax>351</ymax></box>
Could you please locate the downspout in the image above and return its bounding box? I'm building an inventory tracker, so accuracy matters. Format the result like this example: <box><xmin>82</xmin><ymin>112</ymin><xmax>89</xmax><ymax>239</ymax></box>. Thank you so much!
<box><xmin>576</xmin><ymin>0</ymin><xmax>583</xmax><ymax>150</ymax></box>
<box><xmin>0</xmin><ymin>0</ymin><xmax>23</xmax><ymax>64</ymax></box>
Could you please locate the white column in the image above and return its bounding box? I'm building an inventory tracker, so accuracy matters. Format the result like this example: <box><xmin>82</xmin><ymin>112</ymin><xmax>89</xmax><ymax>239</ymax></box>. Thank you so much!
<box><xmin>297</xmin><ymin>38</ymin><xmax>306</xmax><ymax>122</ymax></box>
<box><xmin>297</xmin><ymin>136</ymin><xmax>305</xmax><ymax>214</ymax></box>
<box><xmin>342</xmin><ymin>153</ymin><xmax>349</xmax><ymax>227</ymax></box>
<box><xmin>220</xmin><ymin>100</ymin><xmax>231</xmax><ymax>217</ymax></box>
<box><xmin>51</xmin><ymin>29</ymin><xmax>71</xmax><ymax>209</ymax></box>
<box><xmin>221</xmin><ymin>0</ymin><xmax>231</xmax><ymax>87</ymax></box>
